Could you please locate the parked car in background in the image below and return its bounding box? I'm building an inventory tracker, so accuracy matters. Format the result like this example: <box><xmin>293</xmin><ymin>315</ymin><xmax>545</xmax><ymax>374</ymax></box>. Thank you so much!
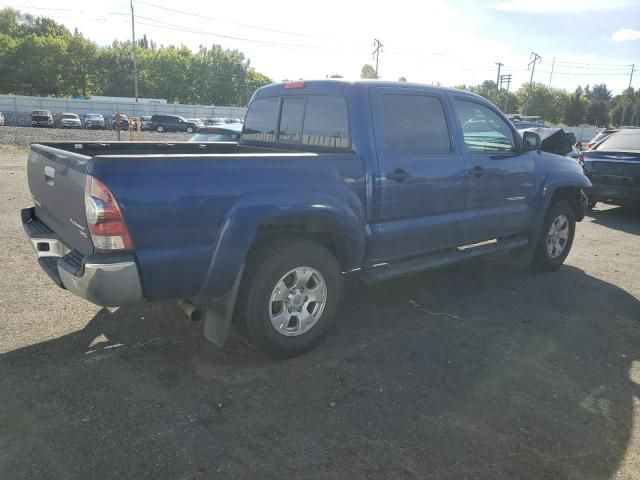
<box><xmin>84</xmin><ymin>113</ymin><xmax>105</xmax><ymax>130</ymax></box>
<box><xmin>0</xmin><ymin>112</ymin><xmax>5</xmax><ymax>126</ymax></box>
<box><xmin>186</xmin><ymin>118</ymin><xmax>205</xmax><ymax>128</ymax></box>
<box><xmin>205</xmin><ymin>117</ymin><xmax>242</xmax><ymax>125</ymax></box>
<box><xmin>59</xmin><ymin>113</ymin><xmax>81</xmax><ymax>129</ymax></box>
<box><xmin>585</xmin><ymin>128</ymin><xmax>618</xmax><ymax>150</ymax></box>
<box><xmin>140</xmin><ymin>116</ymin><xmax>152</xmax><ymax>131</ymax></box>
<box><xmin>583</xmin><ymin>129</ymin><xmax>640</xmax><ymax>209</ymax></box>
<box><xmin>109</xmin><ymin>114</ymin><xmax>129</xmax><ymax>130</ymax></box>
<box><xmin>150</xmin><ymin>115</ymin><xmax>197</xmax><ymax>133</ymax></box>
<box><xmin>31</xmin><ymin>110</ymin><xmax>53</xmax><ymax>128</ymax></box>
<box><xmin>189</xmin><ymin>124</ymin><xmax>242</xmax><ymax>142</ymax></box>
<box><xmin>21</xmin><ymin>80</ymin><xmax>590</xmax><ymax>358</ymax></box>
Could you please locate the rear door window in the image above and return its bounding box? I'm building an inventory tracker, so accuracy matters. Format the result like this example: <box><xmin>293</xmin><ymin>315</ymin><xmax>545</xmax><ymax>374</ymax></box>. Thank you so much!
<box><xmin>381</xmin><ymin>94</ymin><xmax>451</xmax><ymax>154</ymax></box>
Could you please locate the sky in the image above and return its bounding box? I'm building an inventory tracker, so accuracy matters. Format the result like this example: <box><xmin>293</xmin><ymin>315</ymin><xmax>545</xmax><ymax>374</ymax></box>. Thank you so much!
<box><xmin>5</xmin><ymin>0</ymin><xmax>640</xmax><ymax>94</ymax></box>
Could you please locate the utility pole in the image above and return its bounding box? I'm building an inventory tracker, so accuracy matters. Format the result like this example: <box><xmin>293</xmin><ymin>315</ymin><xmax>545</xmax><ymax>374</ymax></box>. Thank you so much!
<box><xmin>528</xmin><ymin>52</ymin><xmax>541</xmax><ymax>87</ymax></box>
<box><xmin>372</xmin><ymin>39</ymin><xmax>383</xmax><ymax>79</ymax></box>
<box><xmin>525</xmin><ymin>52</ymin><xmax>541</xmax><ymax>115</ymax></box>
<box><xmin>629</xmin><ymin>64</ymin><xmax>635</xmax><ymax>90</ymax></box>
<box><xmin>548</xmin><ymin>57</ymin><xmax>555</xmax><ymax>87</ymax></box>
<box><xmin>500</xmin><ymin>74</ymin><xmax>512</xmax><ymax>112</ymax></box>
<box><xmin>495</xmin><ymin>62</ymin><xmax>503</xmax><ymax>89</ymax></box>
<box><xmin>130</xmin><ymin>0</ymin><xmax>139</xmax><ymax>102</ymax></box>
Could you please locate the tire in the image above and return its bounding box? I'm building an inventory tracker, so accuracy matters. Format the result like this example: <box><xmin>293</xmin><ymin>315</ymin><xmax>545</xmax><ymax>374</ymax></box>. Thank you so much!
<box><xmin>186</xmin><ymin>126</ymin><xmax>194</xmax><ymax>133</ymax></box>
<box><xmin>531</xmin><ymin>200</ymin><xmax>576</xmax><ymax>272</ymax></box>
<box><xmin>587</xmin><ymin>199</ymin><xmax>597</xmax><ymax>211</ymax></box>
<box><xmin>156</xmin><ymin>125</ymin><xmax>164</xmax><ymax>133</ymax></box>
<box><xmin>235</xmin><ymin>238</ymin><xmax>341</xmax><ymax>358</ymax></box>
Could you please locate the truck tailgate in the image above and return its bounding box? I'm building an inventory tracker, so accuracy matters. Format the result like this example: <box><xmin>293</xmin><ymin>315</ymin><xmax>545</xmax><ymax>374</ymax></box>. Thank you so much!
<box><xmin>27</xmin><ymin>144</ymin><xmax>94</xmax><ymax>255</ymax></box>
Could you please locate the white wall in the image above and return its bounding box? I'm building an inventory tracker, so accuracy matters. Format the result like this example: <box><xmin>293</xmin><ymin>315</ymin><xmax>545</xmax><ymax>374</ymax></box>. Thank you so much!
<box><xmin>0</xmin><ymin>94</ymin><xmax>247</xmax><ymax>126</ymax></box>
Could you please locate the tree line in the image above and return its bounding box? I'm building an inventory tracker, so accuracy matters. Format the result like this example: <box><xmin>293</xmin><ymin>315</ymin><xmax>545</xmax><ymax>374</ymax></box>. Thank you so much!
<box><xmin>361</xmin><ymin>64</ymin><xmax>640</xmax><ymax>127</ymax></box>
<box><xmin>0</xmin><ymin>8</ymin><xmax>273</xmax><ymax>106</ymax></box>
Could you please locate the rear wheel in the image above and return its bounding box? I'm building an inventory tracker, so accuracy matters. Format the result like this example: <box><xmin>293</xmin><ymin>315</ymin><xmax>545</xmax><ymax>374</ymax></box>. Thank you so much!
<box><xmin>186</xmin><ymin>126</ymin><xmax>194</xmax><ymax>133</ymax></box>
<box><xmin>156</xmin><ymin>125</ymin><xmax>164</xmax><ymax>133</ymax></box>
<box><xmin>235</xmin><ymin>238</ymin><xmax>341</xmax><ymax>358</ymax></box>
<box><xmin>531</xmin><ymin>200</ymin><xmax>576</xmax><ymax>272</ymax></box>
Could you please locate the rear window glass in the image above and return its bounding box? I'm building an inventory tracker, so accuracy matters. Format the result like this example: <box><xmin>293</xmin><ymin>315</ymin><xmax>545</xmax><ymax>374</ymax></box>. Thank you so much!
<box><xmin>382</xmin><ymin>94</ymin><xmax>450</xmax><ymax>154</ymax></box>
<box><xmin>243</xmin><ymin>97</ymin><xmax>279</xmax><ymax>143</ymax></box>
<box><xmin>596</xmin><ymin>132</ymin><xmax>640</xmax><ymax>151</ymax></box>
<box><xmin>242</xmin><ymin>94</ymin><xmax>350</xmax><ymax>149</ymax></box>
<box><xmin>279</xmin><ymin>97</ymin><xmax>305</xmax><ymax>143</ymax></box>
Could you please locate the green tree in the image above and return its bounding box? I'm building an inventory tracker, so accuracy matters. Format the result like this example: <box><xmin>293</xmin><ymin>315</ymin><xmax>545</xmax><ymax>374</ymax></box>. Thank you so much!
<box><xmin>516</xmin><ymin>83</ymin><xmax>567</xmax><ymax>122</ymax></box>
<box><xmin>360</xmin><ymin>64</ymin><xmax>377</xmax><ymax>79</ymax></box>
<box><xmin>0</xmin><ymin>8</ymin><xmax>272</xmax><ymax>105</ymax></box>
<box><xmin>563</xmin><ymin>87</ymin><xmax>587</xmax><ymax>125</ymax></box>
<box><xmin>586</xmin><ymin>101</ymin><xmax>609</xmax><ymax>126</ymax></box>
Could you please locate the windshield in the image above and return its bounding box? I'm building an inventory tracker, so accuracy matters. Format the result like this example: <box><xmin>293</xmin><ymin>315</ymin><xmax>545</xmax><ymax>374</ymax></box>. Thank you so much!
<box><xmin>87</xmin><ymin>114</ymin><xmax>102</xmax><ymax>119</ymax></box>
<box><xmin>62</xmin><ymin>114</ymin><xmax>78</xmax><ymax>119</ymax></box>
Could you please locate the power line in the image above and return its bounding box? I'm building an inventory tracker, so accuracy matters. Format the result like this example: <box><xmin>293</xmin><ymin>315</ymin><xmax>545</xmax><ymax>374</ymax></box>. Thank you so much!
<box><xmin>134</xmin><ymin>15</ymin><xmax>367</xmax><ymax>53</ymax></box>
<box><xmin>135</xmin><ymin>0</ymin><xmax>367</xmax><ymax>46</ymax></box>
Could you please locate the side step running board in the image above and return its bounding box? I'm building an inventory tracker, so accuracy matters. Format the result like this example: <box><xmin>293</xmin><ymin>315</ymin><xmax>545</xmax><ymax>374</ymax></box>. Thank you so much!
<box><xmin>363</xmin><ymin>236</ymin><xmax>529</xmax><ymax>283</ymax></box>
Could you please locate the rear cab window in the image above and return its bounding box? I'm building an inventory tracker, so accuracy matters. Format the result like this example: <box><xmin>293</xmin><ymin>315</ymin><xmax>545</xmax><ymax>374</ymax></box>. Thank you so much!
<box><xmin>242</xmin><ymin>94</ymin><xmax>350</xmax><ymax>150</ymax></box>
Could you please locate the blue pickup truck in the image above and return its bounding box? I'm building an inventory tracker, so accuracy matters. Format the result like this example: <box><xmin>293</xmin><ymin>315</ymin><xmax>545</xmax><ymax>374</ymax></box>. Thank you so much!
<box><xmin>22</xmin><ymin>80</ymin><xmax>590</xmax><ymax>357</ymax></box>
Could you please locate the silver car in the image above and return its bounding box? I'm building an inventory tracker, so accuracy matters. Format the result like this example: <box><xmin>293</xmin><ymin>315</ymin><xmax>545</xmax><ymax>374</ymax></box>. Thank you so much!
<box><xmin>60</xmin><ymin>113</ymin><xmax>82</xmax><ymax>129</ymax></box>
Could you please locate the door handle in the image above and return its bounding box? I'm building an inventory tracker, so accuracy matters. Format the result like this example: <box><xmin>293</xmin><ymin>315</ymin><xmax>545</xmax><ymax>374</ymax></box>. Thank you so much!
<box><xmin>470</xmin><ymin>166</ymin><xmax>484</xmax><ymax>178</ymax></box>
<box><xmin>386</xmin><ymin>168</ymin><xmax>410</xmax><ymax>182</ymax></box>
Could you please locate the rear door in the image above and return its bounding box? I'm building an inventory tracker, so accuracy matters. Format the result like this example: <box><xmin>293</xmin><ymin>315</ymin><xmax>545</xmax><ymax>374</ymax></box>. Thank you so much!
<box><xmin>370</xmin><ymin>87</ymin><xmax>468</xmax><ymax>261</ymax></box>
<box><xmin>27</xmin><ymin>145</ymin><xmax>94</xmax><ymax>255</ymax></box>
<box><xmin>450</xmin><ymin>97</ymin><xmax>535</xmax><ymax>242</ymax></box>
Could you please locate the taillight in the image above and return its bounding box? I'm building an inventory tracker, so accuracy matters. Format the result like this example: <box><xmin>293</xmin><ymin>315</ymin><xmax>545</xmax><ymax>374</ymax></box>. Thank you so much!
<box><xmin>84</xmin><ymin>175</ymin><xmax>133</xmax><ymax>250</ymax></box>
<box><xmin>586</xmin><ymin>142</ymin><xmax>595</xmax><ymax>150</ymax></box>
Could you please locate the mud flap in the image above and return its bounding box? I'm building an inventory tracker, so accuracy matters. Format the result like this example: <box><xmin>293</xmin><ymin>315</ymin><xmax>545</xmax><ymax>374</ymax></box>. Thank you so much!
<box><xmin>202</xmin><ymin>265</ymin><xmax>244</xmax><ymax>347</ymax></box>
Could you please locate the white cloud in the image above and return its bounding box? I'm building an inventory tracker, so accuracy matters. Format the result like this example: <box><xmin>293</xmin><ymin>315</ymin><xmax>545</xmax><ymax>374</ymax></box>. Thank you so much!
<box><xmin>493</xmin><ymin>0</ymin><xmax>634</xmax><ymax>13</ymax></box>
<box><xmin>612</xmin><ymin>28</ymin><xmax>640</xmax><ymax>42</ymax></box>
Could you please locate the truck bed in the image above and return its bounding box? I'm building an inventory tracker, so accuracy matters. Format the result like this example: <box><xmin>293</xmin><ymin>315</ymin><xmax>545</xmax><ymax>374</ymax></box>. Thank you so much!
<box><xmin>33</xmin><ymin>141</ymin><xmax>295</xmax><ymax>157</ymax></box>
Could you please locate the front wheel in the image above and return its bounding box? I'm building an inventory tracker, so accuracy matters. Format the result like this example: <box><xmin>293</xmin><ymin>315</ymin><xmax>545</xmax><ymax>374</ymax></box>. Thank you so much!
<box><xmin>186</xmin><ymin>126</ymin><xmax>194</xmax><ymax>133</ymax></box>
<box><xmin>531</xmin><ymin>200</ymin><xmax>576</xmax><ymax>272</ymax></box>
<box><xmin>156</xmin><ymin>125</ymin><xmax>164</xmax><ymax>133</ymax></box>
<box><xmin>235</xmin><ymin>238</ymin><xmax>341</xmax><ymax>358</ymax></box>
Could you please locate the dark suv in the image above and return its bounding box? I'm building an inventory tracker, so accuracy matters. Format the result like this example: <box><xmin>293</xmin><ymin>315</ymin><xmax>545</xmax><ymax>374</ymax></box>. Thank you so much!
<box><xmin>150</xmin><ymin>115</ymin><xmax>197</xmax><ymax>133</ymax></box>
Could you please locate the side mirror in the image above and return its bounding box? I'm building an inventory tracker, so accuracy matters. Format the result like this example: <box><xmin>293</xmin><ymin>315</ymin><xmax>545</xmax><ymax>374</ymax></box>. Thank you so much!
<box><xmin>522</xmin><ymin>131</ymin><xmax>541</xmax><ymax>152</ymax></box>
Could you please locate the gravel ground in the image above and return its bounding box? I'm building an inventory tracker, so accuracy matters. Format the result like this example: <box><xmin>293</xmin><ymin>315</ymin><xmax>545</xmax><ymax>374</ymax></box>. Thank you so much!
<box><xmin>0</xmin><ymin>146</ymin><xmax>639</xmax><ymax>479</ymax></box>
<box><xmin>0</xmin><ymin>125</ymin><xmax>192</xmax><ymax>147</ymax></box>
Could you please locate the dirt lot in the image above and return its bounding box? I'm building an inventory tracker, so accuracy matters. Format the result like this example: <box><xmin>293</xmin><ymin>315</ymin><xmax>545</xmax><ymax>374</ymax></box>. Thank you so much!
<box><xmin>0</xmin><ymin>145</ymin><xmax>639</xmax><ymax>479</ymax></box>
<box><xmin>0</xmin><ymin>125</ymin><xmax>192</xmax><ymax>147</ymax></box>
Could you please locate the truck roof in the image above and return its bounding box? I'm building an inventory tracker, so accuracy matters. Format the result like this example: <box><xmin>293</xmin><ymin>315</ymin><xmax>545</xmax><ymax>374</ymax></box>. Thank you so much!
<box><xmin>253</xmin><ymin>79</ymin><xmax>485</xmax><ymax>101</ymax></box>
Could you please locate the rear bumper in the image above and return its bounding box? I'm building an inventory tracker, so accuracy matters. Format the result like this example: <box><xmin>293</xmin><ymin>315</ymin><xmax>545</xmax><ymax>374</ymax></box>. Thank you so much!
<box><xmin>22</xmin><ymin>207</ymin><xmax>144</xmax><ymax>307</ymax></box>
<box><xmin>586</xmin><ymin>183</ymin><xmax>640</xmax><ymax>206</ymax></box>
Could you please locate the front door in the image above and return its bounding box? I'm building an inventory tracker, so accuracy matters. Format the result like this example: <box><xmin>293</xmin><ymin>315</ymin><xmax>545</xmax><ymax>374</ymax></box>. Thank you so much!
<box><xmin>371</xmin><ymin>87</ymin><xmax>468</xmax><ymax>261</ymax></box>
<box><xmin>450</xmin><ymin>97</ymin><xmax>535</xmax><ymax>243</ymax></box>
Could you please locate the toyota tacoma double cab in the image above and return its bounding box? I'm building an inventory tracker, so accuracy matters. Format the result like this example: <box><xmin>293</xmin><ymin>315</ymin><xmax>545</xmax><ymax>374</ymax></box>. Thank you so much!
<box><xmin>22</xmin><ymin>80</ymin><xmax>590</xmax><ymax>357</ymax></box>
